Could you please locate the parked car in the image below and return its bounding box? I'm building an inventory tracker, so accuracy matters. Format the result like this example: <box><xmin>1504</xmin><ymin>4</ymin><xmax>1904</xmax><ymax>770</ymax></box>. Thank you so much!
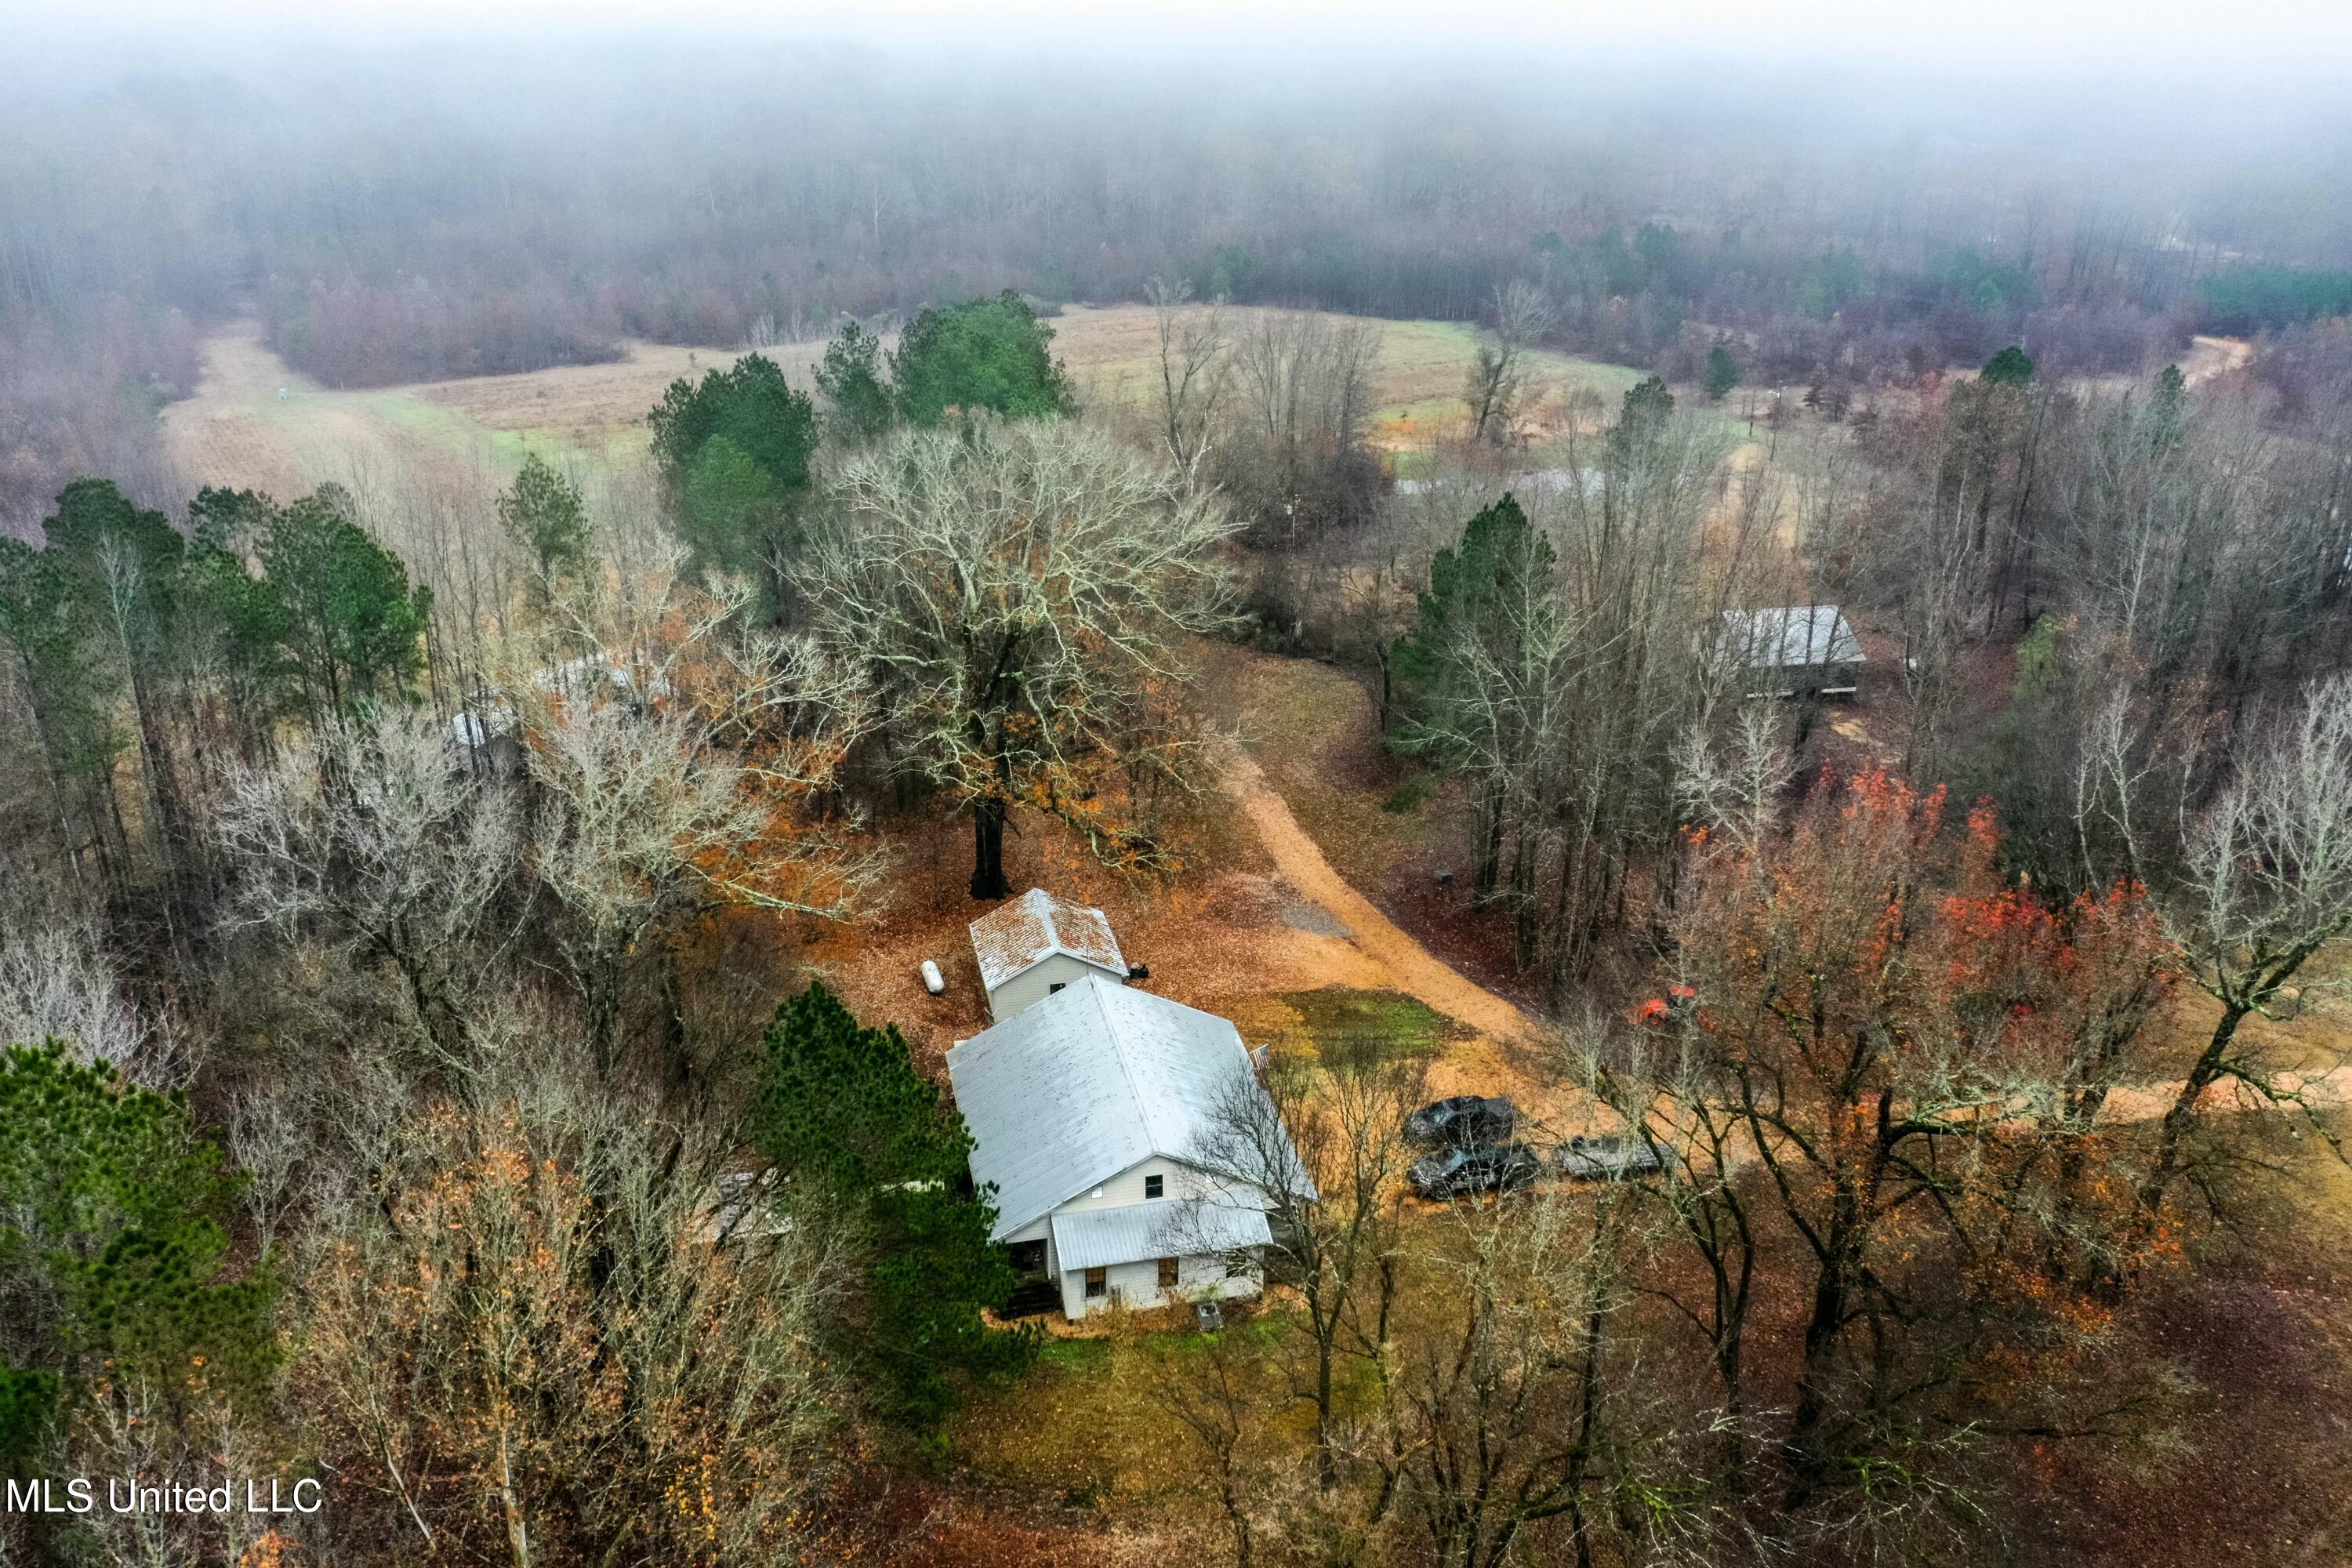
<box><xmin>1554</xmin><ymin>1134</ymin><xmax>1668</xmax><ymax>1181</ymax></box>
<box><xmin>1406</xmin><ymin>1094</ymin><xmax>1518</xmax><ymax>1149</ymax></box>
<box><xmin>1410</xmin><ymin>1143</ymin><xmax>1544</xmax><ymax>1200</ymax></box>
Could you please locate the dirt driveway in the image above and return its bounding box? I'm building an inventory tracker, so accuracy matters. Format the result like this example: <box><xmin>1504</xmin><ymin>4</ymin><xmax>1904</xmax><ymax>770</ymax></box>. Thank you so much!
<box><xmin>1221</xmin><ymin>750</ymin><xmax>1557</xmax><ymax>1105</ymax></box>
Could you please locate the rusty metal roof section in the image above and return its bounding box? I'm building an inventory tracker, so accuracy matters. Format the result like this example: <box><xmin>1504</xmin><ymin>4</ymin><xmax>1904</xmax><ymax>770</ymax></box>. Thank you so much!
<box><xmin>968</xmin><ymin>887</ymin><xmax>1128</xmax><ymax>993</ymax></box>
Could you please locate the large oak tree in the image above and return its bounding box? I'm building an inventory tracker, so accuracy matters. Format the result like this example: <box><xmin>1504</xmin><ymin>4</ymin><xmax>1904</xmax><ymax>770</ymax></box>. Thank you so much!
<box><xmin>792</xmin><ymin>421</ymin><xmax>1237</xmax><ymax>898</ymax></box>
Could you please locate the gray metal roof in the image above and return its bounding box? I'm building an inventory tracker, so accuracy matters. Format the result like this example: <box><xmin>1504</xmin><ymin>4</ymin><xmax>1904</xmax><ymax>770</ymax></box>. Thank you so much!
<box><xmin>1721</xmin><ymin>605</ymin><xmax>1864</xmax><ymax>669</ymax></box>
<box><xmin>946</xmin><ymin>975</ymin><xmax>1266</xmax><ymax>1240</ymax></box>
<box><xmin>1395</xmin><ymin>466</ymin><xmax>1604</xmax><ymax>499</ymax></box>
<box><xmin>967</xmin><ymin>887</ymin><xmax>1128</xmax><ymax>993</ymax></box>
<box><xmin>1050</xmin><ymin>1198</ymin><xmax>1272</xmax><ymax>1272</ymax></box>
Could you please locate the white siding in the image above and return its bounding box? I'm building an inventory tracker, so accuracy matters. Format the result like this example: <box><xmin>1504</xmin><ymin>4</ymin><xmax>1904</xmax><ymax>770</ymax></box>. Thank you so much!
<box><xmin>1059</xmin><ymin>1250</ymin><xmax>1264</xmax><ymax>1319</ymax></box>
<box><xmin>1046</xmin><ymin>1161</ymin><xmax>1272</xmax><ymax>1320</ymax></box>
<box><xmin>985</xmin><ymin>953</ymin><xmax>1124</xmax><ymax>1022</ymax></box>
<box><xmin>1049</xmin><ymin>1157</ymin><xmax>1255</xmax><ymax>1217</ymax></box>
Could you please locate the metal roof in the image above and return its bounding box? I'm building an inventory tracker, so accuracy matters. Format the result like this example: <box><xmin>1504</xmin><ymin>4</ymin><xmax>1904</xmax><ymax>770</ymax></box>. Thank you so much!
<box><xmin>1050</xmin><ymin>1198</ymin><xmax>1273</xmax><ymax>1272</ymax></box>
<box><xmin>946</xmin><ymin>975</ymin><xmax>1271</xmax><ymax>1240</ymax></box>
<box><xmin>1721</xmin><ymin>605</ymin><xmax>1864</xmax><ymax>669</ymax></box>
<box><xmin>1395</xmin><ymin>466</ymin><xmax>1604</xmax><ymax>499</ymax></box>
<box><xmin>967</xmin><ymin>887</ymin><xmax>1128</xmax><ymax>993</ymax></box>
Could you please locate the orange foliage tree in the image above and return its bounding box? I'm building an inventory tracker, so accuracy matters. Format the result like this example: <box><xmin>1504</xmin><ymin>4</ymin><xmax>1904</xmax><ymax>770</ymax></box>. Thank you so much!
<box><xmin>1586</xmin><ymin>767</ymin><xmax>2171</xmax><ymax>1545</ymax></box>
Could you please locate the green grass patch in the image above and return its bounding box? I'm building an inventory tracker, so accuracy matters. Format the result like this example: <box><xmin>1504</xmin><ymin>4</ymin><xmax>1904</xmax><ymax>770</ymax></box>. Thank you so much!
<box><xmin>365</xmin><ymin>393</ymin><xmax>558</xmax><ymax>475</ymax></box>
<box><xmin>1037</xmin><ymin>1336</ymin><xmax>1115</xmax><ymax>1376</ymax></box>
<box><xmin>1381</xmin><ymin>773</ymin><xmax>1436</xmax><ymax>815</ymax></box>
<box><xmin>1281</xmin><ymin>986</ymin><xmax>1466</xmax><ymax>1062</ymax></box>
<box><xmin>1523</xmin><ymin>347</ymin><xmax>1648</xmax><ymax>403</ymax></box>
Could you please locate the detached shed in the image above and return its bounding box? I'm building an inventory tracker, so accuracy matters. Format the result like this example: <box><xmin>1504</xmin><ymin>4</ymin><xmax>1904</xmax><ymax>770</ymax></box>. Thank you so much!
<box><xmin>969</xmin><ymin>887</ymin><xmax>1130</xmax><ymax>1022</ymax></box>
<box><xmin>1719</xmin><ymin>605</ymin><xmax>1864</xmax><ymax>699</ymax></box>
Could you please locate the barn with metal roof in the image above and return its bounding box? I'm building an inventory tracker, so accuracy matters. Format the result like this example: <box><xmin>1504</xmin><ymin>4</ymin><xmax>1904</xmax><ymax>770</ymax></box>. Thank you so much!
<box><xmin>946</xmin><ymin>974</ymin><xmax>1296</xmax><ymax>1319</ymax></box>
<box><xmin>1719</xmin><ymin>604</ymin><xmax>1865</xmax><ymax>698</ymax></box>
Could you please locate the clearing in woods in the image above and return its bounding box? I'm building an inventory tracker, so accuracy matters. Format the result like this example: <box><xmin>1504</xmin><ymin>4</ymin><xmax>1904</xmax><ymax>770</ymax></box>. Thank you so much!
<box><xmin>162</xmin><ymin>305</ymin><xmax>1664</xmax><ymax>503</ymax></box>
<box><xmin>162</xmin><ymin>318</ymin><xmax>833</xmax><ymax>500</ymax></box>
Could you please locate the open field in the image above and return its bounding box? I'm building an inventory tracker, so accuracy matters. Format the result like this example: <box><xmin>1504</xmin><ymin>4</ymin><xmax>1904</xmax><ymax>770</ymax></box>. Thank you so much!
<box><xmin>161</xmin><ymin>305</ymin><xmax>1693</xmax><ymax>505</ymax></box>
<box><xmin>161</xmin><ymin>318</ymin><xmax>830</xmax><ymax>501</ymax></box>
<box><xmin>1047</xmin><ymin>304</ymin><xmax>1653</xmax><ymax>441</ymax></box>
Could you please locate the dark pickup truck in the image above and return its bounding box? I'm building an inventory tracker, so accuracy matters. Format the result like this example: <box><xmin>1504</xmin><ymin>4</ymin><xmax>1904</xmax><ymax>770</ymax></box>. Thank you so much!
<box><xmin>1410</xmin><ymin>1142</ymin><xmax>1544</xmax><ymax>1200</ymax></box>
<box><xmin>1406</xmin><ymin>1094</ymin><xmax>1518</xmax><ymax>1149</ymax></box>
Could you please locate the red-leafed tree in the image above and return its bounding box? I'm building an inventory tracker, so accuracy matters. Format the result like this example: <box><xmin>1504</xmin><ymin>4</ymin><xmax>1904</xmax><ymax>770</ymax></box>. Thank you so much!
<box><xmin>1585</xmin><ymin>764</ymin><xmax>2171</xmax><ymax>1548</ymax></box>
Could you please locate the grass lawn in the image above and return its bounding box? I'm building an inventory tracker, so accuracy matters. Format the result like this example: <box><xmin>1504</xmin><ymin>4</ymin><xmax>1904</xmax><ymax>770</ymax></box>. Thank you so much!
<box><xmin>951</xmin><ymin>1309</ymin><xmax>1286</xmax><ymax>1513</ymax></box>
<box><xmin>1280</xmin><ymin>986</ymin><xmax>1467</xmax><ymax>1062</ymax></box>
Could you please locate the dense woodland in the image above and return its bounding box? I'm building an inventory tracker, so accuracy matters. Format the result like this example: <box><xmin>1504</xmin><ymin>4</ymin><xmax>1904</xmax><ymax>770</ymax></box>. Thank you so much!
<box><xmin>7</xmin><ymin>41</ymin><xmax>2352</xmax><ymax>532</ymax></box>
<box><xmin>5</xmin><ymin>27</ymin><xmax>2352</xmax><ymax>1568</ymax></box>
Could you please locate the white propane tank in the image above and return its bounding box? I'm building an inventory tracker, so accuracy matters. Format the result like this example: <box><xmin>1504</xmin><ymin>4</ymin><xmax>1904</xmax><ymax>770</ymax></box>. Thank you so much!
<box><xmin>920</xmin><ymin>959</ymin><xmax>946</xmax><ymax>996</ymax></box>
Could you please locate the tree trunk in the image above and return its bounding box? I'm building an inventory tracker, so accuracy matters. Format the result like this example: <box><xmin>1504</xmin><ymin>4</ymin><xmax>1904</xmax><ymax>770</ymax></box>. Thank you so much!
<box><xmin>497</xmin><ymin>1421</ymin><xmax>532</xmax><ymax>1568</ymax></box>
<box><xmin>2132</xmin><ymin>1000</ymin><xmax>2249</xmax><ymax>1225</ymax></box>
<box><xmin>1473</xmin><ymin>783</ymin><xmax>1504</xmax><ymax>900</ymax></box>
<box><xmin>970</xmin><ymin>797</ymin><xmax>1011</xmax><ymax>900</ymax></box>
<box><xmin>1783</xmin><ymin>1203</ymin><xmax>1860</xmax><ymax>1509</ymax></box>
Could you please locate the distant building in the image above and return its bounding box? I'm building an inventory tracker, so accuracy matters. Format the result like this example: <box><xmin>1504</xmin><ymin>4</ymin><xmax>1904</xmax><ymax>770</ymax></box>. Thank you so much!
<box><xmin>968</xmin><ymin>887</ymin><xmax>1130</xmax><ymax>1022</ymax></box>
<box><xmin>448</xmin><ymin>651</ymin><xmax>670</xmax><ymax>760</ymax></box>
<box><xmin>946</xmin><ymin>975</ymin><xmax>1297</xmax><ymax>1321</ymax></box>
<box><xmin>1394</xmin><ymin>466</ymin><xmax>1605</xmax><ymax>501</ymax></box>
<box><xmin>1719</xmin><ymin>605</ymin><xmax>1864</xmax><ymax>699</ymax></box>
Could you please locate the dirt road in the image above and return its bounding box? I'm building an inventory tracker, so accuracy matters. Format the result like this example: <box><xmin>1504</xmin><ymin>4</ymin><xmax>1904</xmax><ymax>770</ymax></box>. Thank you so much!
<box><xmin>2183</xmin><ymin>333</ymin><xmax>2253</xmax><ymax>387</ymax></box>
<box><xmin>1223</xmin><ymin>750</ymin><xmax>1549</xmax><ymax>1098</ymax></box>
<box><xmin>1229</xmin><ymin>739</ymin><xmax>2352</xmax><ymax>1140</ymax></box>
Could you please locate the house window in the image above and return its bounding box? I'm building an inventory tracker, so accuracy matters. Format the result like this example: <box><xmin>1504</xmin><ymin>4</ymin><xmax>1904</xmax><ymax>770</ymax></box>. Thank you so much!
<box><xmin>1083</xmin><ymin>1267</ymin><xmax>1107</xmax><ymax>1299</ymax></box>
<box><xmin>1048</xmin><ymin>982</ymin><xmax>1066</xmax><ymax>995</ymax></box>
<box><xmin>1224</xmin><ymin>1253</ymin><xmax>1250</xmax><ymax>1279</ymax></box>
<box><xmin>1158</xmin><ymin>1257</ymin><xmax>1180</xmax><ymax>1290</ymax></box>
<box><xmin>1145</xmin><ymin>1174</ymin><xmax>1164</xmax><ymax>1199</ymax></box>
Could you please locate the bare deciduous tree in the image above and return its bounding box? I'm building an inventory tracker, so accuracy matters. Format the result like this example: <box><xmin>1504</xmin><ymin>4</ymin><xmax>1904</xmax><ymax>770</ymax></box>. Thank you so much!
<box><xmin>1397</xmin><ymin>402</ymin><xmax>1761</xmax><ymax>990</ymax></box>
<box><xmin>517</xmin><ymin>622</ymin><xmax>880</xmax><ymax>1071</ymax></box>
<box><xmin>1463</xmin><ymin>280</ymin><xmax>1556</xmax><ymax>446</ymax></box>
<box><xmin>1147</xmin><ymin>274</ymin><xmax>1232</xmax><ymax>485</ymax></box>
<box><xmin>1184</xmin><ymin>1044</ymin><xmax>1424</xmax><ymax>1502</ymax></box>
<box><xmin>2127</xmin><ymin>674</ymin><xmax>2352</xmax><ymax>1221</ymax></box>
<box><xmin>213</xmin><ymin>712</ymin><xmax>522</xmax><ymax>1065</ymax></box>
<box><xmin>292</xmin><ymin>1045</ymin><xmax>842</xmax><ymax>1568</ymax></box>
<box><xmin>1392</xmin><ymin>1190</ymin><xmax>1713</xmax><ymax>1568</ymax></box>
<box><xmin>793</xmin><ymin>421</ymin><xmax>1240</xmax><ymax>898</ymax></box>
<box><xmin>0</xmin><ymin>900</ymin><xmax>178</xmax><ymax>1081</ymax></box>
<box><xmin>1222</xmin><ymin>310</ymin><xmax>1382</xmax><ymax>546</ymax></box>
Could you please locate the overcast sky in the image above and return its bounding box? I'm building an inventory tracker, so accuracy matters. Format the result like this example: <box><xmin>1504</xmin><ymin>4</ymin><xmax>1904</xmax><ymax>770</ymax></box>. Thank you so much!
<box><xmin>10</xmin><ymin>0</ymin><xmax>2351</xmax><ymax>76</ymax></box>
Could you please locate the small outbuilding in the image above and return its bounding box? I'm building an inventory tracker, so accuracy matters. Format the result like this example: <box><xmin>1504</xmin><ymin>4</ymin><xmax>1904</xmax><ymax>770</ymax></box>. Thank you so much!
<box><xmin>968</xmin><ymin>887</ymin><xmax>1130</xmax><ymax>1022</ymax></box>
<box><xmin>1719</xmin><ymin>605</ymin><xmax>1864</xmax><ymax>699</ymax></box>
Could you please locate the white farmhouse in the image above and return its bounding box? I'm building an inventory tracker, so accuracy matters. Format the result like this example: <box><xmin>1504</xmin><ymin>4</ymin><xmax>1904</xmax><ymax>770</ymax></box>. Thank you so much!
<box><xmin>946</xmin><ymin>975</ymin><xmax>1296</xmax><ymax>1320</ymax></box>
<box><xmin>968</xmin><ymin>887</ymin><xmax>1131</xmax><ymax>1022</ymax></box>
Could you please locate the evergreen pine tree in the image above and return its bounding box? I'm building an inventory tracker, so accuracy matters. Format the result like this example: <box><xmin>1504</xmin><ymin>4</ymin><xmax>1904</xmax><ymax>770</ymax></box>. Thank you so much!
<box><xmin>752</xmin><ymin>982</ymin><xmax>1029</xmax><ymax>1425</ymax></box>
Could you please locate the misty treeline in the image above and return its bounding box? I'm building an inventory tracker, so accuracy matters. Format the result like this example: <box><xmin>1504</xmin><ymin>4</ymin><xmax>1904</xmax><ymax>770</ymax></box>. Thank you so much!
<box><xmin>9</xmin><ymin>39</ymin><xmax>2352</xmax><ymax>531</ymax></box>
